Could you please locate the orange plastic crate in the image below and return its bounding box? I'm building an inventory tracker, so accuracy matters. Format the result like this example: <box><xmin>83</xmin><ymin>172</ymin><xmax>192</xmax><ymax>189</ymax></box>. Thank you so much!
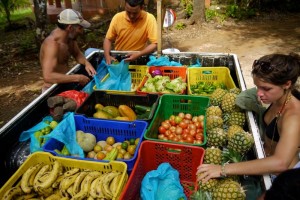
<box><xmin>136</xmin><ymin>66</ymin><xmax>187</xmax><ymax>95</ymax></box>
<box><xmin>119</xmin><ymin>141</ymin><xmax>205</xmax><ymax>200</ymax></box>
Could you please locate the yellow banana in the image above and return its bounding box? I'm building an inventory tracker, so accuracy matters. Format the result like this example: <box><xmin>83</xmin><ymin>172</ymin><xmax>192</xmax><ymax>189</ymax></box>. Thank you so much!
<box><xmin>21</xmin><ymin>163</ymin><xmax>43</xmax><ymax>193</ymax></box>
<box><xmin>15</xmin><ymin>193</ymin><xmax>37</xmax><ymax>200</ymax></box>
<box><xmin>36</xmin><ymin>160</ymin><xmax>61</xmax><ymax>190</ymax></box>
<box><xmin>63</xmin><ymin>168</ymin><xmax>80</xmax><ymax>177</ymax></box>
<box><xmin>33</xmin><ymin>164</ymin><xmax>50</xmax><ymax>191</ymax></box>
<box><xmin>72</xmin><ymin>171</ymin><xmax>89</xmax><ymax>196</ymax></box>
<box><xmin>101</xmin><ymin>172</ymin><xmax>120</xmax><ymax>199</ymax></box>
<box><xmin>45</xmin><ymin>193</ymin><xmax>62</xmax><ymax>200</ymax></box>
<box><xmin>66</xmin><ymin>184</ymin><xmax>74</xmax><ymax>197</ymax></box>
<box><xmin>36</xmin><ymin>186</ymin><xmax>53</xmax><ymax>197</ymax></box>
<box><xmin>96</xmin><ymin>173</ymin><xmax>109</xmax><ymax>199</ymax></box>
<box><xmin>72</xmin><ymin>171</ymin><xmax>101</xmax><ymax>199</ymax></box>
<box><xmin>60</xmin><ymin>173</ymin><xmax>80</xmax><ymax>192</ymax></box>
<box><xmin>89</xmin><ymin>175</ymin><xmax>104</xmax><ymax>198</ymax></box>
<box><xmin>52</xmin><ymin>174</ymin><xmax>64</xmax><ymax>188</ymax></box>
<box><xmin>87</xmin><ymin>196</ymin><xmax>94</xmax><ymax>200</ymax></box>
<box><xmin>2</xmin><ymin>186</ymin><xmax>23</xmax><ymax>200</ymax></box>
<box><xmin>109</xmin><ymin>173</ymin><xmax>122</xmax><ymax>196</ymax></box>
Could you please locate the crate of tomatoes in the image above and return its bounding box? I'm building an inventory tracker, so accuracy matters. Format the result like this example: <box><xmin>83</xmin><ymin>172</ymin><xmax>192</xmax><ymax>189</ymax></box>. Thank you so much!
<box><xmin>144</xmin><ymin>94</ymin><xmax>210</xmax><ymax>146</ymax></box>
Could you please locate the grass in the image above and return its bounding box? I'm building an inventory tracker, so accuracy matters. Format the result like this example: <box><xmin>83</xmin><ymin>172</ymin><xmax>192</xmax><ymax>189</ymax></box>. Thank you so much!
<box><xmin>0</xmin><ymin>7</ymin><xmax>34</xmax><ymax>28</ymax></box>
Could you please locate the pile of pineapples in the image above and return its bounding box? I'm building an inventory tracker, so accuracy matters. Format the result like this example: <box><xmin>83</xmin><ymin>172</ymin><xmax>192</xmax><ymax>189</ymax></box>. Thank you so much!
<box><xmin>191</xmin><ymin>88</ymin><xmax>255</xmax><ymax>200</ymax></box>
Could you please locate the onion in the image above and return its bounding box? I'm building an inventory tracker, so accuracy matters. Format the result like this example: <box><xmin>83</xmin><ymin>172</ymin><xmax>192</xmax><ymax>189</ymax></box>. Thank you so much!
<box><xmin>151</xmin><ymin>69</ymin><xmax>163</xmax><ymax>77</ymax></box>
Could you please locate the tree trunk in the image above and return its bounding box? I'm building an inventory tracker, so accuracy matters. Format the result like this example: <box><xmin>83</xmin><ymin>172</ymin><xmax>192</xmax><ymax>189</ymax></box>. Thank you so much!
<box><xmin>188</xmin><ymin>0</ymin><xmax>206</xmax><ymax>25</ymax></box>
<box><xmin>4</xmin><ymin>6</ymin><xmax>11</xmax><ymax>26</ymax></box>
<box><xmin>33</xmin><ymin>0</ymin><xmax>48</xmax><ymax>48</ymax></box>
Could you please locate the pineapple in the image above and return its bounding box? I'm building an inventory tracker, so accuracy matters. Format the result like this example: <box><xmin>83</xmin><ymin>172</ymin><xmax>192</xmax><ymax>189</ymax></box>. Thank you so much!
<box><xmin>227</xmin><ymin>112</ymin><xmax>246</xmax><ymax>127</ymax></box>
<box><xmin>221</xmin><ymin>93</ymin><xmax>238</xmax><ymax>113</ymax></box>
<box><xmin>207</xmin><ymin>127</ymin><xmax>227</xmax><ymax>148</ymax></box>
<box><xmin>206</xmin><ymin>106</ymin><xmax>223</xmax><ymax>118</ymax></box>
<box><xmin>206</xmin><ymin>115</ymin><xmax>223</xmax><ymax>131</ymax></box>
<box><xmin>222</xmin><ymin>148</ymin><xmax>244</xmax><ymax>164</ymax></box>
<box><xmin>227</xmin><ymin>125</ymin><xmax>244</xmax><ymax>139</ymax></box>
<box><xmin>198</xmin><ymin>176</ymin><xmax>220</xmax><ymax>192</ymax></box>
<box><xmin>228</xmin><ymin>131</ymin><xmax>254</xmax><ymax>155</ymax></box>
<box><xmin>204</xmin><ymin>146</ymin><xmax>222</xmax><ymax>165</ymax></box>
<box><xmin>212</xmin><ymin>180</ymin><xmax>246</xmax><ymax>200</ymax></box>
<box><xmin>210</xmin><ymin>88</ymin><xmax>228</xmax><ymax>106</ymax></box>
<box><xmin>190</xmin><ymin>189</ymin><xmax>213</xmax><ymax>200</ymax></box>
<box><xmin>229</xmin><ymin>87</ymin><xmax>241</xmax><ymax>95</ymax></box>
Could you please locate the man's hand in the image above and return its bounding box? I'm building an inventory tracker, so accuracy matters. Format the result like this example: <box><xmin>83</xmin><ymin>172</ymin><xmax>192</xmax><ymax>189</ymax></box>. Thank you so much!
<box><xmin>85</xmin><ymin>62</ymin><xmax>97</xmax><ymax>76</ymax></box>
<box><xmin>124</xmin><ymin>52</ymin><xmax>141</xmax><ymax>62</ymax></box>
<box><xmin>104</xmin><ymin>55</ymin><xmax>117</xmax><ymax>65</ymax></box>
<box><xmin>77</xmin><ymin>74</ymin><xmax>91</xmax><ymax>86</ymax></box>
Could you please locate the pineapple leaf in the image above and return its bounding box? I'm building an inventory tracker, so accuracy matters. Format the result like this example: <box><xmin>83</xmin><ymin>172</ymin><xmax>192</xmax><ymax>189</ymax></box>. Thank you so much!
<box><xmin>222</xmin><ymin>148</ymin><xmax>244</xmax><ymax>163</ymax></box>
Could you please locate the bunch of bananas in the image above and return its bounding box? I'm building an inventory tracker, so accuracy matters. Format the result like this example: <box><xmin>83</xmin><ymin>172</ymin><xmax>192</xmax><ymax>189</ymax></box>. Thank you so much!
<box><xmin>2</xmin><ymin>161</ymin><xmax>124</xmax><ymax>200</ymax></box>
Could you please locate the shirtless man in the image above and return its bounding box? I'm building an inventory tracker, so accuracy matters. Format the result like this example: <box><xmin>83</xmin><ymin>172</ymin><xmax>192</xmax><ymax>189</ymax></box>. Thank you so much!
<box><xmin>40</xmin><ymin>9</ymin><xmax>96</xmax><ymax>93</ymax></box>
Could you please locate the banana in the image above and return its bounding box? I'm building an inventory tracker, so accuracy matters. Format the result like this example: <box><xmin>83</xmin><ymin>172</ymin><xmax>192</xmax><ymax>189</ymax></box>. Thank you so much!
<box><xmin>2</xmin><ymin>186</ymin><xmax>23</xmax><ymax>200</ymax></box>
<box><xmin>89</xmin><ymin>175</ymin><xmax>104</xmax><ymax>198</ymax></box>
<box><xmin>96</xmin><ymin>173</ymin><xmax>108</xmax><ymax>199</ymax></box>
<box><xmin>52</xmin><ymin>174</ymin><xmax>64</xmax><ymax>188</ymax></box>
<box><xmin>61</xmin><ymin>198</ymin><xmax>70</xmax><ymax>200</ymax></box>
<box><xmin>21</xmin><ymin>163</ymin><xmax>43</xmax><ymax>193</ymax></box>
<box><xmin>60</xmin><ymin>173</ymin><xmax>80</xmax><ymax>192</ymax></box>
<box><xmin>67</xmin><ymin>184</ymin><xmax>75</xmax><ymax>197</ymax></box>
<box><xmin>101</xmin><ymin>172</ymin><xmax>120</xmax><ymax>199</ymax></box>
<box><xmin>63</xmin><ymin>168</ymin><xmax>80</xmax><ymax>177</ymax></box>
<box><xmin>15</xmin><ymin>193</ymin><xmax>37</xmax><ymax>200</ymax></box>
<box><xmin>72</xmin><ymin>171</ymin><xmax>101</xmax><ymax>199</ymax></box>
<box><xmin>72</xmin><ymin>171</ymin><xmax>89</xmax><ymax>196</ymax></box>
<box><xmin>87</xmin><ymin>196</ymin><xmax>94</xmax><ymax>200</ymax></box>
<box><xmin>33</xmin><ymin>164</ymin><xmax>50</xmax><ymax>191</ymax></box>
<box><xmin>109</xmin><ymin>173</ymin><xmax>123</xmax><ymax>195</ymax></box>
<box><xmin>45</xmin><ymin>193</ymin><xmax>62</xmax><ymax>200</ymax></box>
<box><xmin>36</xmin><ymin>186</ymin><xmax>53</xmax><ymax>197</ymax></box>
<box><xmin>36</xmin><ymin>160</ymin><xmax>62</xmax><ymax>190</ymax></box>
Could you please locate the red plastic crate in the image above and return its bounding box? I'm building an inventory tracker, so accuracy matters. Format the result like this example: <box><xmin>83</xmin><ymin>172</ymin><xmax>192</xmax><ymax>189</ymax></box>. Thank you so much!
<box><xmin>119</xmin><ymin>140</ymin><xmax>205</xmax><ymax>200</ymax></box>
<box><xmin>136</xmin><ymin>66</ymin><xmax>187</xmax><ymax>95</ymax></box>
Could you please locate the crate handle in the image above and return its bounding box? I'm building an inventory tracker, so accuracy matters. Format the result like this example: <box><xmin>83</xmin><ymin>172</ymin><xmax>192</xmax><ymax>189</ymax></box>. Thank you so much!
<box><xmin>162</xmin><ymin>69</ymin><xmax>174</xmax><ymax>73</ymax></box>
<box><xmin>179</xmin><ymin>99</ymin><xmax>192</xmax><ymax>104</ymax></box>
<box><xmin>166</xmin><ymin>148</ymin><xmax>182</xmax><ymax>154</ymax></box>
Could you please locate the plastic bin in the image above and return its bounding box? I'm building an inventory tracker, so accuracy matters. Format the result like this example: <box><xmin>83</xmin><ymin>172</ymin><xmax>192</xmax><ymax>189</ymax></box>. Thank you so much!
<box><xmin>43</xmin><ymin>115</ymin><xmax>148</xmax><ymax>172</ymax></box>
<box><xmin>136</xmin><ymin>66</ymin><xmax>187</xmax><ymax>95</ymax></box>
<box><xmin>119</xmin><ymin>141</ymin><xmax>205</xmax><ymax>199</ymax></box>
<box><xmin>144</xmin><ymin>94</ymin><xmax>210</xmax><ymax>146</ymax></box>
<box><xmin>0</xmin><ymin>152</ymin><xmax>127</xmax><ymax>200</ymax></box>
<box><xmin>187</xmin><ymin>67</ymin><xmax>237</xmax><ymax>96</ymax></box>
<box><xmin>94</xmin><ymin>65</ymin><xmax>149</xmax><ymax>94</ymax></box>
<box><xmin>75</xmin><ymin>91</ymin><xmax>159</xmax><ymax>125</ymax></box>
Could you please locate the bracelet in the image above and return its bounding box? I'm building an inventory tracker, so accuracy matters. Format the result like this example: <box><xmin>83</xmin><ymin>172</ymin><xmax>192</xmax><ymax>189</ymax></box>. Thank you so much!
<box><xmin>220</xmin><ymin>163</ymin><xmax>228</xmax><ymax>177</ymax></box>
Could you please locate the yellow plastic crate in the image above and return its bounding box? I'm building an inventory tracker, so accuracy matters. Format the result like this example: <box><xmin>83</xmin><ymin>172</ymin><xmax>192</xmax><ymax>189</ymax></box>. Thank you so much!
<box><xmin>187</xmin><ymin>67</ymin><xmax>237</xmax><ymax>96</ymax></box>
<box><xmin>0</xmin><ymin>152</ymin><xmax>128</xmax><ymax>200</ymax></box>
<box><xmin>94</xmin><ymin>65</ymin><xmax>149</xmax><ymax>94</ymax></box>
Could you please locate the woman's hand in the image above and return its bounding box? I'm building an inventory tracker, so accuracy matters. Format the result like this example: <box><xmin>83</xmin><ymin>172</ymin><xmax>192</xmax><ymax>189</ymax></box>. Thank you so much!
<box><xmin>197</xmin><ymin>164</ymin><xmax>222</xmax><ymax>183</ymax></box>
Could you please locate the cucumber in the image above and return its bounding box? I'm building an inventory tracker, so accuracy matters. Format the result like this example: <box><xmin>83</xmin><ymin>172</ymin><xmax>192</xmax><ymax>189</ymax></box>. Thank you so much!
<box><xmin>135</xmin><ymin>105</ymin><xmax>151</xmax><ymax>113</ymax></box>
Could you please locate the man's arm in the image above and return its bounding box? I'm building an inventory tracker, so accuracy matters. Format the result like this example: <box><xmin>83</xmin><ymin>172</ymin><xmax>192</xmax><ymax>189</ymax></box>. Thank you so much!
<box><xmin>103</xmin><ymin>38</ymin><xmax>117</xmax><ymax>65</ymax></box>
<box><xmin>72</xmin><ymin>42</ymin><xmax>96</xmax><ymax>76</ymax></box>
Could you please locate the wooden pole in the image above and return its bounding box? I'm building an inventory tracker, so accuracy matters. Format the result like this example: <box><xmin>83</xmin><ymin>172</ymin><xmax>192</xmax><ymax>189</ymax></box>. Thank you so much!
<box><xmin>157</xmin><ymin>0</ymin><xmax>166</xmax><ymax>57</ymax></box>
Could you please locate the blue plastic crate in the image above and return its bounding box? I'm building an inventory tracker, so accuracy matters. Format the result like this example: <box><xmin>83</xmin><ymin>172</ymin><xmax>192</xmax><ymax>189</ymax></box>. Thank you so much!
<box><xmin>43</xmin><ymin>115</ymin><xmax>148</xmax><ymax>171</ymax></box>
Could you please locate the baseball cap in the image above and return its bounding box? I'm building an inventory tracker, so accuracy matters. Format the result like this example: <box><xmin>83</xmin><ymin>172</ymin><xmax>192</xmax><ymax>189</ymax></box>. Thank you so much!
<box><xmin>57</xmin><ymin>9</ymin><xmax>91</xmax><ymax>28</ymax></box>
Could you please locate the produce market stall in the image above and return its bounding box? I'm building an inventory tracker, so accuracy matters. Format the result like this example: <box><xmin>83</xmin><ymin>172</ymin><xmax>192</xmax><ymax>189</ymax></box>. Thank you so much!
<box><xmin>0</xmin><ymin>50</ymin><xmax>271</xmax><ymax>198</ymax></box>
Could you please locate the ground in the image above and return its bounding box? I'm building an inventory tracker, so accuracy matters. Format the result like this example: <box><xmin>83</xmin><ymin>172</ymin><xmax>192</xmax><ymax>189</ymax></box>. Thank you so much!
<box><xmin>0</xmin><ymin>12</ymin><xmax>299</xmax><ymax>128</ymax></box>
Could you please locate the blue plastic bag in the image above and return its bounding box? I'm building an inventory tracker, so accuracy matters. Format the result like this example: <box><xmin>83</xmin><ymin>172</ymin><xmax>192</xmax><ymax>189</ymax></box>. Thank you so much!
<box><xmin>19</xmin><ymin>116</ymin><xmax>53</xmax><ymax>153</ymax></box>
<box><xmin>141</xmin><ymin>163</ymin><xmax>187</xmax><ymax>200</ymax></box>
<box><xmin>95</xmin><ymin>59</ymin><xmax>131</xmax><ymax>91</ymax></box>
<box><xmin>82</xmin><ymin>58</ymin><xmax>108</xmax><ymax>94</ymax></box>
<box><xmin>189</xmin><ymin>58</ymin><xmax>202</xmax><ymax>67</ymax></box>
<box><xmin>147</xmin><ymin>55</ymin><xmax>182</xmax><ymax>66</ymax></box>
<box><xmin>42</xmin><ymin>112</ymin><xmax>84</xmax><ymax>158</ymax></box>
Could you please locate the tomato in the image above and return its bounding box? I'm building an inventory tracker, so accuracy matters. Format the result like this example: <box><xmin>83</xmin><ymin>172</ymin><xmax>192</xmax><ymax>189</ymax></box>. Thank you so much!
<box><xmin>158</xmin><ymin>134</ymin><xmax>165</xmax><ymax>139</ymax></box>
<box><xmin>188</xmin><ymin>124</ymin><xmax>196</xmax><ymax>130</ymax></box>
<box><xmin>182</xmin><ymin>128</ymin><xmax>189</xmax><ymax>135</ymax></box>
<box><xmin>192</xmin><ymin>116</ymin><xmax>198</xmax><ymax>123</ymax></box>
<box><xmin>179</xmin><ymin>121</ymin><xmax>188</xmax><ymax>129</ymax></box>
<box><xmin>168</xmin><ymin>133</ymin><xmax>175</xmax><ymax>140</ymax></box>
<box><xmin>185</xmin><ymin>135</ymin><xmax>194</xmax><ymax>143</ymax></box>
<box><xmin>195</xmin><ymin>133</ymin><xmax>204</xmax><ymax>141</ymax></box>
<box><xmin>174</xmin><ymin>116</ymin><xmax>182</xmax><ymax>124</ymax></box>
<box><xmin>173</xmin><ymin>137</ymin><xmax>179</xmax><ymax>142</ymax></box>
<box><xmin>161</xmin><ymin>121</ymin><xmax>171</xmax><ymax>130</ymax></box>
<box><xmin>175</xmin><ymin>127</ymin><xmax>183</xmax><ymax>135</ymax></box>
<box><xmin>198</xmin><ymin>115</ymin><xmax>205</xmax><ymax>122</ymax></box>
<box><xmin>182</xmin><ymin>132</ymin><xmax>188</xmax><ymax>140</ymax></box>
<box><xmin>158</xmin><ymin>126</ymin><xmax>166</xmax><ymax>134</ymax></box>
<box><xmin>189</xmin><ymin>129</ymin><xmax>196</xmax><ymax>137</ymax></box>
<box><xmin>169</xmin><ymin>119</ymin><xmax>176</xmax><ymax>126</ymax></box>
<box><xmin>193</xmin><ymin>140</ymin><xmax>203</xmax><ymax>144</ymax></box>
<box><xmin>169</xmin><ymin>115</ymin><xmax>175</xmax><ymax>120</ymax></box>
<box><xmin>183</xmin><ymin>119</ymin><xmax>191</xmax><ymax>124</ymax></box>
<box><xmin>184</xmin><ymin>113</ymin><xmax>192</xmax><ymax>120</ymax></box>
<box><xmin>178</xmin><ymin>112</ymin><xmax>185</xmax><ymax>118</ymax></box>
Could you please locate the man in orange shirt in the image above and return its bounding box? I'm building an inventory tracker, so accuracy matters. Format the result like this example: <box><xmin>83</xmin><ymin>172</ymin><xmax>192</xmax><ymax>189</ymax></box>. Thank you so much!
<box><xmin>103</xmin><ymin>0</ymin><xmax>158</xmax><ymax>64</ymax></box>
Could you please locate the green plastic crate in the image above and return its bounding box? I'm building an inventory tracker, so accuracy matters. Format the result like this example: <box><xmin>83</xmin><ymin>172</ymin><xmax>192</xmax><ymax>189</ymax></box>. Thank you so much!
<box><xmin>144</xmin><ymin>94</ymin><xmax>210</xmax><ymax>146</ymax></box>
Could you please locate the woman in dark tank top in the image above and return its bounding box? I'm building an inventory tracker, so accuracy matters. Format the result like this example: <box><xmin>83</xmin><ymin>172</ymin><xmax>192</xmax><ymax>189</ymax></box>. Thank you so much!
<box><xmin>197</xmin><ymin>53</ymin><xmax>300</xmax><ymax>185</ymax></box>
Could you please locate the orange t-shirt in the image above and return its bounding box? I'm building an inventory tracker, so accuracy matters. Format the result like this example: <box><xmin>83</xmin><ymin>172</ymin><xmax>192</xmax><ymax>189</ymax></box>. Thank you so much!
<box><xmin>105</xmin><ymin>10</ymin><xmax>157</xmax><ymax>51</ymax></box>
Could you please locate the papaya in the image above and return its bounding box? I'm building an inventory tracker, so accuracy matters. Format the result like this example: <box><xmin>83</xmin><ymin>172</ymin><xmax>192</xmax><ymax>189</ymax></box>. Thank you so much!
<box><xmin>102</xmin><ymin>106</ymin><xmax>120</xmax><ymax>118</ymax></box>
<box><xmin>93</xmin><ymin>110</ymin><xmax>113</xmax><ymax>119</ymax></box>
<box><xmin>118</xmin><ymin>105</ymin><xmax>137</xmax><ymax>121</ymax></box>
<box><xmin>95</xmin><ymin>103</ymin><xmax>104</xmax><ymax>111</ymax></box>
<box><xmin>114</xmin><ymin>116</ymin><xmax>130</xmax><ymax>121</ymax></box>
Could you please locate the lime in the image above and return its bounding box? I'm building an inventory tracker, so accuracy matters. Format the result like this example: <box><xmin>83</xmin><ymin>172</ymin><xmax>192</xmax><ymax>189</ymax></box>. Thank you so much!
<box><xmin>129</xmin><ymin>138</ymin><xmax>135</xmax><ymax>145</ymax></box>
<box><xmin>121</xmin><ymin>142</ymin><xmax>128</xmax><ymax>150</ymax></box>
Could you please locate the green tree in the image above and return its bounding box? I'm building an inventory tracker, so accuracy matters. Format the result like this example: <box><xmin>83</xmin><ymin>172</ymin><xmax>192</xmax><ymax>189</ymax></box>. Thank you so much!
<box><xmin>0</xmin><ymin>0</ymin><xmax>30</xmax><ymax>26</ymax></box>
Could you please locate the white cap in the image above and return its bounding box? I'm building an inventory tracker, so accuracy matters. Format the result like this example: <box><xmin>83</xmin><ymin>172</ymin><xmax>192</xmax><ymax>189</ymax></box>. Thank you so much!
<box><xmin>57</xmin><ymin>9</ymin><xmax>91</xmax><ymax>28</ymax></box>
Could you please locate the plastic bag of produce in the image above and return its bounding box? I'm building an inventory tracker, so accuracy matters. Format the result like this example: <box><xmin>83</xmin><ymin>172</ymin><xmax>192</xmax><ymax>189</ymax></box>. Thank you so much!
<box><xmin>19</xmin><ymin>115</ymin><xmax>53</xmax><ymax>153</ymax></box>
<box><xmin>146</xmin><ymin>55</ymin><xmax>182</xmax><ymax>66</ymax></box>
<box><xmin>95</xmin><ymin>59</ymin><xmax>131</xmax><ymax>91</ymax></box>
<box><xmin>140</xmin><ymin>162</ymin><xmax>187</xmax><ymax>200</ymax></box>
<box><xmin>42</xmin><ymin>112</ymin><xmax>84</xmax><ymax>158</ymax></box>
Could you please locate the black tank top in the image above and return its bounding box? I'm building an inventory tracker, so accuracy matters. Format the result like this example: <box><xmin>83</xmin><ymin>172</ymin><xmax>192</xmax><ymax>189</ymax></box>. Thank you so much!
<box><xmin>263</xmin><ymin>105</ymin><xmax>280</xmax><ymax>142</ymax></box>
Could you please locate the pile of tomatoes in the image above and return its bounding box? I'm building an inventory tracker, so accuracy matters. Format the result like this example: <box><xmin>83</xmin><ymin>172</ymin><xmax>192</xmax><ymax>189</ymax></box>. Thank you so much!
<box><xmin>157</xmin><ymin>112</ymin><xmax>205</xmax><ymax>144</ymax></box>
